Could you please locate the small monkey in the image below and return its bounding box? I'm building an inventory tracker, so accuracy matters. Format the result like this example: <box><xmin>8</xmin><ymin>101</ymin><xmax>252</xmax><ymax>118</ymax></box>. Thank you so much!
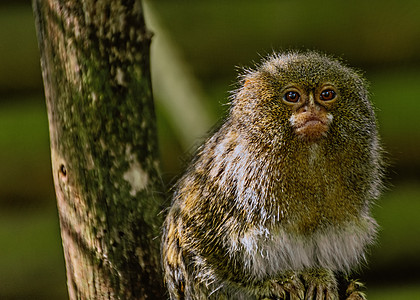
<box><xmin>162</xmin><ymin>51</ymin><xmax>383</xmax><ymax>299</ymax></box>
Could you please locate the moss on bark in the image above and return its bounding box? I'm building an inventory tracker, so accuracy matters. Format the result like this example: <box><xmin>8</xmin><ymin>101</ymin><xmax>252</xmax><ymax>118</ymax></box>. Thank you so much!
<box><xmin>33</xmin><ymin>0</ymin><xmax>165</xmax><ymax>298</ymax></box>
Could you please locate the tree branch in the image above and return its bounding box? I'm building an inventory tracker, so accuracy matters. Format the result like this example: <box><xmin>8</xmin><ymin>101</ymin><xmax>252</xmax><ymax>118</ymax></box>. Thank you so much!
<box><xmin>32</xmin><ymin>0</ymin><xmax>165</xmax><ymax>298</ymax></box>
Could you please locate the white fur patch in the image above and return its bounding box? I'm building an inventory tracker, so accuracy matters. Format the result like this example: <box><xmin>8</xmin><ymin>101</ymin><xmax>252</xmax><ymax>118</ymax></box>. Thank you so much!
<box><xmin>229</xmin><ymin>216</ymin><xmax>377</xmax><ymax>280</ymax></box>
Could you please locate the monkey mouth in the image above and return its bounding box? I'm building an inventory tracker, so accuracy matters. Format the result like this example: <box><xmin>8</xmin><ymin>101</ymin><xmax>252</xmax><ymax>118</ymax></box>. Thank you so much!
<box><xmin>301</xmin><ymin>117</ymin><xmax>325</xmax><ymax>127</ymax></box>
<box><xmin>293</xmin><ymin>116</ymin><xmax>329</xmax><ymax>140</ymax></box>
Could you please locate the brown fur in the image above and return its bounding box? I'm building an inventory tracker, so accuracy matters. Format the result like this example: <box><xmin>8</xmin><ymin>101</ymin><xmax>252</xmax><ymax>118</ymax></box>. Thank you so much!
<box><xmin>162</xmin><ymin>51</ymin><xmax>384</xmax><ymax>299</ymax></box>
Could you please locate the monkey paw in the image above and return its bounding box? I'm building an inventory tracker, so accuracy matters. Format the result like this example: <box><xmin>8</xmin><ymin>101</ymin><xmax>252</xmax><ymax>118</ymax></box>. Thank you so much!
<box><xmin>302</xmin><ymin>269</ymin><xmax>339</xmax><ymax>300</ymax></box>
<box><xmin>344</xmin><ymin>280</ymin><xmax>366</xmax><ymax>300</ymax></box>
<box><xmin>259</xmin><ymin>272</ymin><xmax>305</xmax><ymax>300</ymax></box>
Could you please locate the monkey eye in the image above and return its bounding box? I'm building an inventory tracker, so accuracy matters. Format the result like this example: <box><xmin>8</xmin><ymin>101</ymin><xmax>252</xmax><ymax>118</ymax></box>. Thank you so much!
<box><xmin>320</xmin><ymin>89</ymin><xmax>336</xmax><ymax>101</ymax></box>
<box><xmin>284</xmin><ymin>91</ymin><xmax>300</xmax><ymax>103</ymax></box>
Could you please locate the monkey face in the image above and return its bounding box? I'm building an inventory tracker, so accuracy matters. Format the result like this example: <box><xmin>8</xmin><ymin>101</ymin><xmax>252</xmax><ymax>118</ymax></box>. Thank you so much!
<box><xmin>283</xmin><ymin>84</ymin><xmax>337</xmax><ymax>141</ymax></box>
<box><xmin>231</xmin><ymin>52</ymin><xmax>373</xmax><ymax>146</ymax></box>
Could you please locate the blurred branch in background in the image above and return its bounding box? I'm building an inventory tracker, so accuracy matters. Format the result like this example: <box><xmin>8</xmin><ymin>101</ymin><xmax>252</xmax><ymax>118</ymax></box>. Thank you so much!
<box><xmin>144</xmin><ymin>0</ymin><xmax>215</xmax><ymax>150</ymax></box>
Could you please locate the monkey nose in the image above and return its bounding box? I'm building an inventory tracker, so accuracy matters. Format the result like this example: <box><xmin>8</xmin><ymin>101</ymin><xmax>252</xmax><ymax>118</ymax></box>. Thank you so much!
<box><xmin>298</xmin><ymin>103</ymin><xmax>318</xmax><ymax>114</ymax></box>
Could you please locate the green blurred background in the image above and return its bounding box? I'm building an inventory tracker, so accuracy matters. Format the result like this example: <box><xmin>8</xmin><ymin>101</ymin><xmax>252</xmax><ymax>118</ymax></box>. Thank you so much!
<box><xmin>0</xmin><ymin>0</ymin><xmax>419</xmax><ymax>299</ymax></box>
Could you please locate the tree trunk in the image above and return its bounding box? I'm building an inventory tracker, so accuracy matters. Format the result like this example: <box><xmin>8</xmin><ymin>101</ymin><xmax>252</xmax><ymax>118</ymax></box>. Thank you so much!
<box><xmin>32</xmin><ymin>0</ymin><xmax>165</xmax><ymax>299</ymax></box>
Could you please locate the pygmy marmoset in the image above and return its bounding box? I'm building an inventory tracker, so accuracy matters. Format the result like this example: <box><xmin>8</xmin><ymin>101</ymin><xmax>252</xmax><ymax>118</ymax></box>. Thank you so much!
<box><xmin>162</xmin><ymin>51</ymin><xmax>383</xmax><ymax>299</ymax></box>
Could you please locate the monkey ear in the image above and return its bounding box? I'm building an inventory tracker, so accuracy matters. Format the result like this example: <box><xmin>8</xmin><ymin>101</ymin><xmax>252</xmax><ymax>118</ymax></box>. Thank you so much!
<box><xmin>243</xmin><ymin>79</ymin><xmax>252</xmax><ymax>87</ymax></box>
<box><xmin>242</xmin><ymin>75</ymin><xmax>258</xmax><ymax>88</ymax></box>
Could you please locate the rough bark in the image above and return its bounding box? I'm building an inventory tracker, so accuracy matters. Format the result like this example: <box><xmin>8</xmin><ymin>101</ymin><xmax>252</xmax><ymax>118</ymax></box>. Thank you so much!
<box><xmin>32</xmin><ymin>0</ymin><xmax>165</xmax><ymax>299</ymax></box>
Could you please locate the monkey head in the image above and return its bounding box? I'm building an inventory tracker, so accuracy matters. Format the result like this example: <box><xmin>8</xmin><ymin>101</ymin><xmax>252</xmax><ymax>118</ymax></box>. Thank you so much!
<box><xmin>230</xmin><ymin>51</ymin><xmax>375</xmax><ymax>146</ymax></box>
